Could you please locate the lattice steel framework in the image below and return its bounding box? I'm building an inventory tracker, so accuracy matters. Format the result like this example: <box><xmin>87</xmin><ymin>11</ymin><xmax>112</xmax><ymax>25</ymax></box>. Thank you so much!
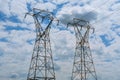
<box><xmin>67</xmin><ymin>19</ymin><xmax>97</xmax><ymax>80</ymax></box>
<box><xmin>25</xmin><ymin>8</ymin><xmax>57</xmax><ymax>80</ymax></box>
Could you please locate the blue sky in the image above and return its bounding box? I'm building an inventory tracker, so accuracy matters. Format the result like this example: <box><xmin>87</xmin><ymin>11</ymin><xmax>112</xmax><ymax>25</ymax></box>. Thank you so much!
<box><xmin>0</xmin><ymin>0</ymin><xmax>120</xmax><ymax>80</ymax></box>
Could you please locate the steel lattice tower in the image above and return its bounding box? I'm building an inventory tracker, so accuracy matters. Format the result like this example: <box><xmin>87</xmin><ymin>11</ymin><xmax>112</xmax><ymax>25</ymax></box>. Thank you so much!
<box><xmin>67</xmin><ymin>18</ymin><xmax>97</xmax><ymax>80</ymax></box>
<box><xmin>25</xmin><ymin>8</ymin><xmax>57</xmax><ymax>80</ymax></box>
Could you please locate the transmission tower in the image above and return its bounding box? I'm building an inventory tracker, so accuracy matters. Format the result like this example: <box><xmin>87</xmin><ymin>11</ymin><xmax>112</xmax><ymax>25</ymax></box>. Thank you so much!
<box><xmin>25</xmin><ymin>8</ymin><xmax>58</xmax><ymax>80</ymax></box>
<box><xmin>67</xmin><ymin>18</ymin><xmax>97</xmax><ymax>80</ymax></box>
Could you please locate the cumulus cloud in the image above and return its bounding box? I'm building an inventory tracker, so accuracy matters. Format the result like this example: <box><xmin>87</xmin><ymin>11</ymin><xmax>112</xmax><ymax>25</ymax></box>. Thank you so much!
<box><xmin>57</xmin><ymin>5</ymin><xmax>98</xmax><ymax>25</ymax></box>
<box><xmin>0</xmin><ymin>0</ymin><xmax>10</xmax><ymax>16</ymax></box>
<box><xmin>34</xmin><ymin>2</ymin><xmax>56</xmax><ymax>12</ymax></box>
<box><xmin>0</xmin><ymin>0</ymin><xmax>120</xmax><ymax>80</ymax></box>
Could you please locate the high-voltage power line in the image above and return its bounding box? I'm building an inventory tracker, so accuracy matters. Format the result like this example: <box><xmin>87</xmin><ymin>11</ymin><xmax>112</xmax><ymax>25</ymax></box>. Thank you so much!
<box><xmin>24</xmin><ymin>7</ymin><xmax>97</xmax><ymax>80</ymax></box>
<box><xmin>25</xmin><ymin>8</ymin><xmax>58</xmax><ymax>80</ymax></box>
<box><xmin>67</xmin><ymin>18</ymin><xmax>97</xmax><ymax>80</ymax></box>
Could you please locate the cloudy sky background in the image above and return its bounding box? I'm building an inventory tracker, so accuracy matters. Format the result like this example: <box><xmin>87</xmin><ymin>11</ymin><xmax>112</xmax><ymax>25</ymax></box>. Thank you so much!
<box><xmin>0</xmin><ymin>0</ymin><xmax>120</xmax><ymax>80</ymax></box>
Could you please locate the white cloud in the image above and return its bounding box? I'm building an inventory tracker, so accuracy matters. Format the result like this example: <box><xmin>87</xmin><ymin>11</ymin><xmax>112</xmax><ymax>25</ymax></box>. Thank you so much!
<box><xmin>57</xmin><ymin>5</ymin><xmax>98</xmax><ymax>25</ymax></box>
<box><xmin>0</xmin><ymin>0</ymin><xmax>11</xmax><ymax>16</ymax></box>
<box><xmin>0</xmin><ymin>0</ymin><xmax>120</xmax><ymax>80</ymax></box>
<box><xmin>34</xmin><ymin>2</ymin><xmax>56</xmax><ymax>11</ymax></box>
<box><xmin>51</xmin><ymin>0</ymin><xmax>69</xmax><ymax>4</ymax></box>
<box><xmin>9</xmin><ymin>0</ymin><xmax>28</xmax><ymax>21</ymax></box>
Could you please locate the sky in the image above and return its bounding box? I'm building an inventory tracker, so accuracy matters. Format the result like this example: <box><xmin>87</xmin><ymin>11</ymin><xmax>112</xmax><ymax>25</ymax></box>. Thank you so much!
<box><xmin>0</xmin><ymin>0</ymin><xmax>120</xmax><ymax>80</ymax></box>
